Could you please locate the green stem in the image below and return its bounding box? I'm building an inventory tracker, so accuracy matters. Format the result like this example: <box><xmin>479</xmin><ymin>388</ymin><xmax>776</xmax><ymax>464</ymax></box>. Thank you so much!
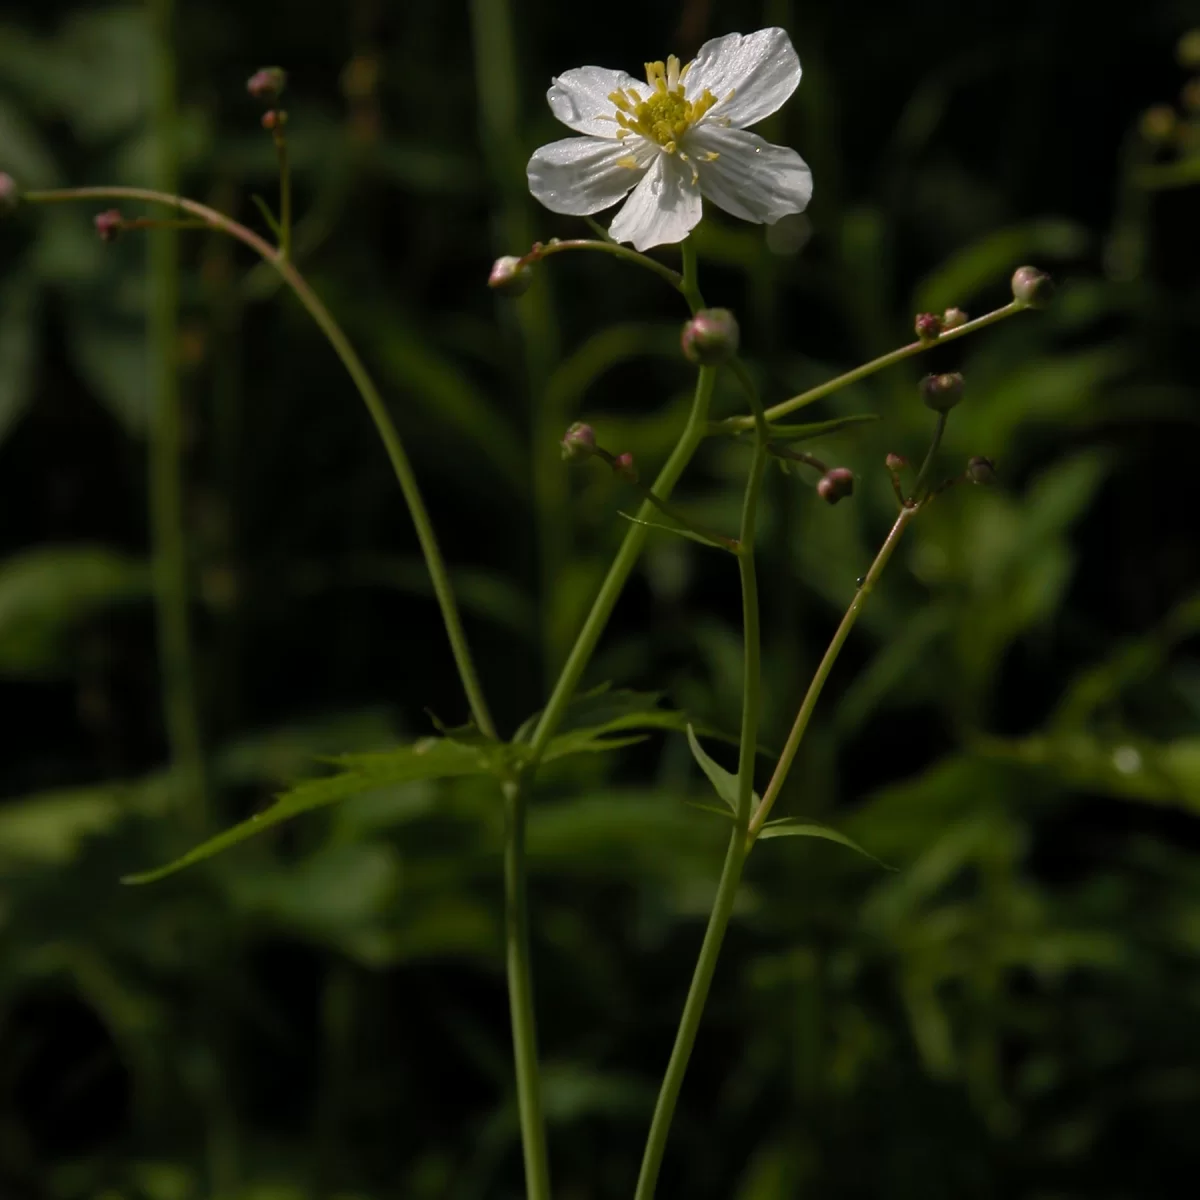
<box><xmin>527</xmin><ymin>363</ymin><xmax>715</xmax><ymax>759</ymax></box>
<box><xmin>633</xmin><ymin>357</ymin><xmax>768</xmax><ymax>1200</ymax></box>
<box><xmin>713</xmin><ymin>301</ymin><xmax>1026</xmax><ymax>434</ymax></box>
<box><xmin>747</xmin><ymin>504</ymin><xmax>918</xmax><ymax>841</ymax></box>
<box><xmin>633</xmin><ymin>829</ymin><xmax>747</xmax><ymax>1200</ymax></box>
<box><xmin>521</xmin><ymin>238</ymin><xmax>684</xmax><ymax>292</ymax></box>
<box><xmin>25</xmin><ymin>185</ymin><xmax>496</xmax><ymax>740</ymax></box>
<box><xmin>146</xmin><ymin>5</ymin><xmax>207</xmax><ymax>837</ymax></box>
<box><xmin>909</xmin><ymin>412</ymin><xmax>947</xmax><ymax>502</ymax></box>
<box><xmin>501</xmin><ymin>779</ymin><xmax>551</xmax><ymax>1200</ymax></box>
<box><xmin>276</xmin><ymin>131</ymin><xmax>292</xmax><ymax>262</ymax></box>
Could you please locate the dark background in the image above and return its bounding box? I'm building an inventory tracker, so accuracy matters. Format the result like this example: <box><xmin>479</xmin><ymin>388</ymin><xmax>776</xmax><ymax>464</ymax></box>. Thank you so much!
<box><xmin>1</xmin><ymin>0</ymin><xmax>1199</xmax><ymax>1197</ymax></box>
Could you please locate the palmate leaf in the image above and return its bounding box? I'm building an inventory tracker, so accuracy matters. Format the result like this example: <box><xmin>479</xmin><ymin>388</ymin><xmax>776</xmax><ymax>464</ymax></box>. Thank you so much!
<box><xmin>124</xmin><ymin>737</ymin><xmax>507</xmax><ymax>884</ymax></box>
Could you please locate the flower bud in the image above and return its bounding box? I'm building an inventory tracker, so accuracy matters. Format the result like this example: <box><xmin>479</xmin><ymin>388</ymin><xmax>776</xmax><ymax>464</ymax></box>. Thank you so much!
<box><xmin>247</xmin><ymin>67</ymin><xmax>287</xmax><ymax>102</ymax></box>
<box><xmin>93</xmin><ymin>208</ymin><xmax>123</xmax><ymax>242</ymax></box>
<box><xmin>941</xmin><ymin>306</ymin><xmax>969</xmax><ymax>331</ymax></box>
<box><xmin>966</xmin><ymin>455</ymin><xmax>996</xmax><ymax>484</ymax></box>
<box><xmin>816</xmin><ymin>466</ymin><xmax>854</xmax><ymax>505</ymax></box>
<box><xmin>612</xmin><ymin>451</ymin><xmax>638</xmax><ymax>483</ymax></box>
<box><xmin>1178</xmin><ymin>29</ymin><xmax>1200</xmax><ymax>69</ymax></box>
<box><xmin>1011</xmin><ymin>265</ymin><xmax>1054</xmax><ymax>308</ymax></box>
<box><xmin>914</xmin><ymin>312</ymin><xmax>942</xmax><ymax>342</ymax></box>
<box><xmin>680</xmin><ymin>308</ymin><xmax>740</xmax><ymax>366</ymax></box>
<box><xmin>1139</xmin><ymin>104</ymin><xmax>1178</xmax><ymax>144</ymax></box>
<box><xmin>920</xmin><ymin>372</ymin><xmax>964</xmax><ymax>414</ymax></box>
<box><xmin>0</xmin><ymin>172</ymin><xmax>18</xmax><ymax>216</ymax></box>
<box><xmin>261</xmin><ymin>109</ymin><xmax>288</xmax><ymax>132</ymax></box>
<box><xmin>488</xmin><ymin>255</ymin><xmax>534</xmax><ymax>297</ymax></box>
<box><xmin>885</xmin><ymin>452</ymin><xmax>908</xmax><ymax>473</ymax></box>
<box><xmin>560</xmin><ymin>421</ymin><xmax>596</xmax><ymax>461</ymax></box>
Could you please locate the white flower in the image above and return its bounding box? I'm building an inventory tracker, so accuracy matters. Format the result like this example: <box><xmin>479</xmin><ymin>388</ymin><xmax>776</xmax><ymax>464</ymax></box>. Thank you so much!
<box><xmin>526</xmin><ymin>28</ymin><xmax>812</xmax><ymax>252</ymax></box>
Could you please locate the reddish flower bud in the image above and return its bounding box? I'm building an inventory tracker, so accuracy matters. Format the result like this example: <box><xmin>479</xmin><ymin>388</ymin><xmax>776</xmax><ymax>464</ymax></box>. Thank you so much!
<box><xmin>941</xmin><ymin>306</ymin><xmax>969</xmax><ymax>331</ymax></box>
<box><xmin>816</xmin><ymin>466</ymin><xmax>854</xmax><ymax>505</ymax></box>
<box><xmin>966</xmin><ymin>455</ymin><xmax>996</xmax><ymax>484</ymax></box>
<box><xmin>914</xmin><ymin>312</ymin><xmax>942</xmax><ymax>342</ymax></box>
<box><xmin>680</xmin><ymin>308</ymin><xmax>740</xmax><ymax>366</ymax></box>
<box><xmin>247</xmin><ymin>67</ymin><xmax>287</xmax><ymax>102</ymax></box>
<box><xmin>560</xmin><ymin>421</ymin><xmax>596</xmax><ymax>460</ymax></box>
<box><xmin>920</xmin><ymin>372</ymin><xmax>964</xmax><ymax>414</ymax></box>
<box><xmin>1011</xmin><ymin>265</ymin><xmax>1054</xmax><ymax>308</ymax></box>
<box><xmin>885</xmin><ymin>452</ymin><xmax>908</xmax><ymax>472</ymax></box>
<box><xmin>488</xmin><ymin>254</ymin><xmax>534</xmax><ymax>297</ymax></box>
<box><xmin>0</xmin><ymin>172</ymin><xmax>19</xmax><ymax>216</ymax></box>
<box><xmin>93</xmin><ymin>209</ymin><xmax>123</xmax><ymax>242</ymax></box>
<box><xmin>261</xmin><ymin>109</ymin><xmax>288</xmax><ymax>131</ymax></box>
<box><xmin>612</xmin><ymin>451</ymin><xmax>638</xmax><ymax>483</ymax></box>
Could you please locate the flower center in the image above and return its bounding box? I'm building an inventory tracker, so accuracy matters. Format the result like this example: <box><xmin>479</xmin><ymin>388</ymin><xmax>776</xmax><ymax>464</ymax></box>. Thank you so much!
<box><xmin>608</xmin><ymin>55</ymin><xmax>720</xmax><ymax>155</ymax></box>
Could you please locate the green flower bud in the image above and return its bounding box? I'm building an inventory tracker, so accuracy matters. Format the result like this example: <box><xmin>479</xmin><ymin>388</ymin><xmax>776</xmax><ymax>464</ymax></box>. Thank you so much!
<box><xmin>1139</xmin><ymin>104</ymin><xmax>1178</xmax><ymax>144</ymax></box>
<box><xmin>680</xmin><ymin>308</ymin><xmax>740</xmax><ymax>366</ymax></box>
<box><xmin>966</xmin><ymin>455</ymin><xmax>996</xmax><ymax>484</ymax></box>
<box><xmin>816</xmin><ymin>466</ymin><xmax>854</xmax><ymax>505</ymax></box>
<box><xmin>920</xmin><ymin>372</ymin><xmax>964</xmax><ymax>414</ymax></box>
<box><xmin>1178</xmin><ymin>29</ymin><xmax>1200</xmax><ymax>69</ymax></box>
<box><xmin>560</xmin><ymin>421</ymin><xmax>596</xmax><ymax>461</ymax></box>
<box><xmin>1011</xmin><ymin>265</ymin><xmax>1054</xmax><ymax>308</ymax></box>
<box><xmin>488</xmin><ymin>255</ymin><xmax>534</xmax><ymax>297</ymax></box>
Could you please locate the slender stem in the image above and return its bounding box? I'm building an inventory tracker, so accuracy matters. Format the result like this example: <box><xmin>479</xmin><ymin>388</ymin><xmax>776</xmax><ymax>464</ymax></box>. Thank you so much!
<box><xmin>526</xmin><ymin>364</ymin><xmax>715</xmax><ymax>759</ymax></box>
<box><xmin>679</xmin><ymin>239</ymin><xmax>705</xmax><ymax>314</ymax></box>
<box><xmin>145</xmin><ymin>6</ymin><xmax>207</xmax><ymax>838</ymax></box>
<box><xmin>633</xmin><ymin>829</ymin><xmax>747</xmax><ymax>1200</ymax></box>
<box><xmin>909</xmin><ymin>412</ymin><xmax>947</xmax><ymax>502</ymax></box>
<box><xmin>633</xmin><ymin>358</ymin><xmax>768</xmax><ymax>1200</ymax></box>
<box><xmin>520</xmin><ymin>238</ymin><xmax>684</xmax><ymax>293</ymax></box>
<box><xmin>713</xmin><ymin>301</ymin><xmax>1026</xmax><ymax>434</ymax></box>
<box><xmin>25</xmin><ymin>185</ymin><xmax>496</xmax><ymax>739</ymax></box>
<box><xmin>276</xmin><ymin>130</ymin><xmax>292</xmax><ymax>262</ymax></box>
<box><xmin>500</xmin><ymin>780</ymin><xmax>551</xmax><ymax>1200</ymax></box>
<box><xmin>747</xmin><ymin>505</ymin><xmax>918</xmax><ymax>841</ymax></box>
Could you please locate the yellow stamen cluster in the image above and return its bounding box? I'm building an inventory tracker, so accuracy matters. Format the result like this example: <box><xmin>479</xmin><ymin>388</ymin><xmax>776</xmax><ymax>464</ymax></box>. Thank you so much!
<box><xmin>608</xmin><ymin>54</ymin><xmax>722</xmax><ymax>160</ymax></box>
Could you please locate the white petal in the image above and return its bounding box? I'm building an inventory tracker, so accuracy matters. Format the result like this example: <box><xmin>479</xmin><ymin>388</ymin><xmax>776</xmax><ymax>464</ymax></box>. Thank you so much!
<box><xmin>547</xmin><ymin>66</ymin><xmax>645</xmax><ymax>136</ymax></box>
<box><xmin>607</xmin><ymin>153</ymin><xmax>702</xmax><ymax>251</ymax></box>
<box><xmin>527</xmin><ymin>136</ymin><xmax>646</xmax><ymax>215</ymax></box>
<box><xmin>685</xmin><ymin>28</ymin><xmax>801</xmax><ymax>129</ymax></box>
<box><xmin>689</xmin><ymin>125</ymin><xmax>812</xmax><ymax>224</ymax></box>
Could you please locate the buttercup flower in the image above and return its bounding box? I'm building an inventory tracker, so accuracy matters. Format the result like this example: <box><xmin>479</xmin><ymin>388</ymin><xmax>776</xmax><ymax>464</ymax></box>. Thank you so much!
<box><xmin>527</xmin><ymin>28</ymin><xmax>812</xmax><ymax>251</ymax></box>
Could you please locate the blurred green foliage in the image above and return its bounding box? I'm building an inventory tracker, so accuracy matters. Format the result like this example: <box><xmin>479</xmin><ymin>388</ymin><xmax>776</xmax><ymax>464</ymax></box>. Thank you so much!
<box><xmin>1</xmin><ymin>1</ymin><xmax>1199</xmax><ymax>1198</ymax></box>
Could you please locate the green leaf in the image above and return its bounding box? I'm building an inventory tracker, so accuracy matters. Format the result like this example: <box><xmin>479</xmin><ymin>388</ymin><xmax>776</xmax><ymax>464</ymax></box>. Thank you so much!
<box><xmin>756</xmin><ymin>817</ymin><xmax>892</xmax><ymax>867</ymax></box>
<box><xmin>540</xmin><ymin>699</ymin><xmax>697</xmax><ymax>763</ymax></box>
<box><xmin>0</xmin><ymin>545</ymin><xmax>149</xmax><ymax>677</ymax></box>
<box><xmin>123</xmin><ymin>737</ymin><xmax>504</xmax><ymax>884</ymax></box>
<box><xmin>686</xmin><ymin>723</ymin><xmax>749</xmax><ymax>813</ymax></box>
<box><xmin>764</xmin><ymin>413</ymin><xmax>881</xmax><ymax>443</ymax></box>
<box><xmin>616</xmin><ymin>511</ymin><xmax>733</xmax><ymax>552</ymax></box>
